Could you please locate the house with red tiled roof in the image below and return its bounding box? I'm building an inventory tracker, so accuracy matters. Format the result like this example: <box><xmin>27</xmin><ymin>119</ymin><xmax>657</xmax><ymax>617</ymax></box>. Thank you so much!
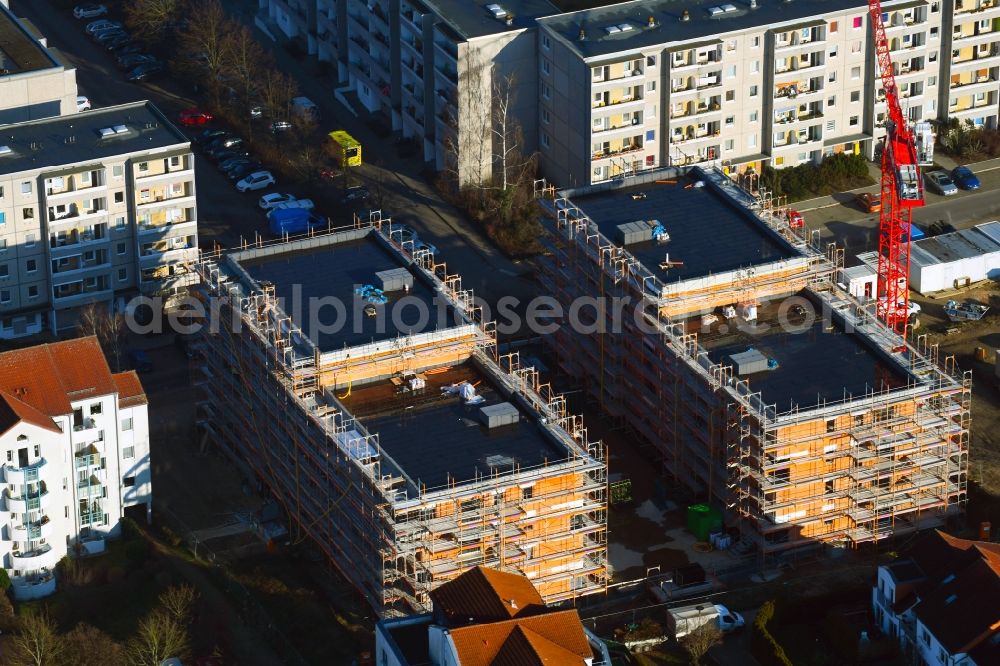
<box><xmin>873</xmin><ymin>530</ymin><xmax>1000</xmax><ymax>666</ymax></box>
<box><xmin>376</xmin><ymin>566</ymin><xmax>611</xmax><ymax>665</ymax></box>
<box><xmin>0</xmin><ymin>337</ymin><xmax>152</xmax><ymax>600</ymax></box>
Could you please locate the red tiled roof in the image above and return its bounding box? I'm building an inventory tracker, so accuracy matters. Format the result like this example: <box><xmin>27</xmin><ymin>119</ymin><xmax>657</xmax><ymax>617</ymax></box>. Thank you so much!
<box><xmin>449</xmin><ymin>609</ymin><xmax>593</xmax><ymax>666</ymax></box>
<box><xmin>113</xmin><ymin>371</ymin><xmax>147</xmax><ymax>408</ymax></box>
<box><xmin>0</xmin><ymin>391</ymin><xmax>61</xmax><ymax>437</ymax></box>
<box><xmin>431</xmin><ymin>566</ymin><xmax>547</xmax><ymax>624</ymax></box>
<box><xmin>0</xmin><ymin>337</ymin><xmax>117</xmax><ymax>416</ymax></box>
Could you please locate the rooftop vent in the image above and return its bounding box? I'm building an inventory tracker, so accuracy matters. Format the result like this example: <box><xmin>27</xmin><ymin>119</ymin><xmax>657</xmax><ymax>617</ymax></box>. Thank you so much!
<box><xmin>749</xmin><ymin>0</ymin><xmax>759</xmax><ymax>8</ymax></box>
<box><xmin>480</xmin><ymin>402</ymin><xmax>519</xmax><ymax>429</ymax></box>
<box><xmin>486</xmin><ymin>4</ymin><xmax>507</xmax><ymax>19</ymax></box>
<box><xmin>604</xmin><ymin>25</ymin><xmax>621</xmax><ymax>35</ymax></box>
<box><xmin>113</xmin><ymin>124</ymin><xmax>128</xmax><ymax>134</ymax></box>
<box><xmin>97</xmin><ymin>127</ymin><xmax>115</xmax><ymax>138</ymax></box>
<box><xmin>707</xmin><ymin>6</ymin><xmax>723</xmax><ymax>15</ymax></box>
<box><xmin>721</xmin><ymin>3</ymin><xmax>738</xmax><ymax>11</ymax></box>
<box><xmin>0</xmin><ymin>145</ymin><xmax>11</xmax><ymax>156</ymax></box>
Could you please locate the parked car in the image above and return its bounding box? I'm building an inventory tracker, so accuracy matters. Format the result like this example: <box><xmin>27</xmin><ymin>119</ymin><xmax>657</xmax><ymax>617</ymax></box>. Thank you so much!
<box><xmin>212</xmin><ymin>150</ymin><xmax>251</xmax><ymax>166</ymax></box>
<box><xmin>94</xmin><ymin>29</ymin><xmax>128</xmax><ymax>45</ymax></box>
<box><xmin>127</xmin><ymin>62</ymin><xmax>164</xmax><ymax>82</ymax></box>
<box><xmin>269</xmin><ymin>120</ymin><xmax>293</xmax><ymax>133</ymax></box>
<box><xmin>340</xmin><ymin>186</ymin><xmax>370</xmax><ymax>204</ymax></box>
<box><xmin>206</xmin><ymin>139</ymin><xmax>245</xmax><ymax>159</ymax></box>
<box><xmin>129</xmin><ymin>349</ymin><xmax>154</xmax><ymax>373</ymax></box>
<box><xmin>85</xmin><ymin>19</ymin><xmax>121</xmax><ymax>35</ymax></box>
<box><xmin>926</xmin><ymin>220</ymin><xmax>957</xmax><ymax>236</ymax></box>
<box><xmin>178</xmin><ymin>108</ymin><xmax>213</xmax><ymax>126</ymax></box>
<box><xmin>227</xmin><ymin>162</ymin><xmax>263</xmax><ymax>181</ymax></box>
<box><xmin>118</xmin><ymin>53</ymin><xmax>158</xmax><ymax>70</ymax></box>
<box><xmin>103</xmin><ymin>33</ymin><xmax>132</xmax><ymax>51</ymax></box>
<box><xmin>113</xmin><ymin>43</ymin><xmax>144</xmax><ymax>58</ymax></box>
<box><xmin>195</xmin><ymin>128</ymin><xmax>230</xmax><ymax>145</ymax></box>
<box><xmin>76</xmin><ymin>96</ymin><xmax>91</xmax><ymax>112</ymax></box>
<box><xmin>856</xmin><ymin>192</ymin><xmax>881</xmax><ymax>213</ymax></box>
<box><xmin>259</xmin><ymin>192</ymin><xmax>299</xmax><ymax>209</ymax></box>
<box><xmin>925</xmin><ymin>170</ymin><xmax>958</xmax><ymax>196</ymax></box>
<box><xmin>951</xmin><ymin>166</ymin><xmax>981</xmax><ymax>190</ymax></box>
<box><xmin>236</xmin><ymin>171</ymin><xmax>276</xmax><ymax>192</ymax></box>
<box><xmin>74</xmin><ymin>4</ymin><xmax>108</xmax><ymax>19</ymax></box>
<box><xmin>270</xmin><ymin>199</ymin><xmax>315</xmax><ymax>212</ymax></box>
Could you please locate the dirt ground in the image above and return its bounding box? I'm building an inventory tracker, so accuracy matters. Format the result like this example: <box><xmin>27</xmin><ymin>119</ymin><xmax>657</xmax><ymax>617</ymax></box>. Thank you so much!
<box><xmin>911</xmin><ymin>280</ymin><xmax>1000</xmax><ymax>527</ymax></box>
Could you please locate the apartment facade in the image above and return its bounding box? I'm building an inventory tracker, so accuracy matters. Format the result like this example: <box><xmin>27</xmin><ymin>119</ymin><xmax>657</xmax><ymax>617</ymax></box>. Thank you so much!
<box><xmin>0</xmin><ymin>2</ymin><xmax>79</xmax><ymax>124</ymax></box>
<box><xmin>0</xmin><ymin>337</ymin><xmax>152</xmax><ymax>600</ymax></box>
<box><xmin>0</xmin><ymin>101</ymin><xmax>198</xmax><ymax>339</ymax></box>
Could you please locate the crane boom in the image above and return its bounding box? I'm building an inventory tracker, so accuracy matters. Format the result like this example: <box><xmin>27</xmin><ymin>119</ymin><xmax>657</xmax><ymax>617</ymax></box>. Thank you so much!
<box><xmin>869</xmin><ymin>0</ymin><xmax>923</xmax><ymax>336</ymax></box>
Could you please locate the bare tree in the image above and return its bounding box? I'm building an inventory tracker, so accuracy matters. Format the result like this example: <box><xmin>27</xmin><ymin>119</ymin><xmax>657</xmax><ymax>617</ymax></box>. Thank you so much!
<box><xmin>158</xmin><ymin>585</ymin><xmax>198</xmax><ymax>625</ymax></box>
<box><xmin>125</xmin><ymin>0</ymin><xmax>186</xmax><ymax>46</ymax></box>
<box><xmin>257</xmin><ymin>68</ymin><xmax>299</xmax><ymax>125</ymax></box>
<box><xmin>125</xmin><ymin>611</ymin><xmax>189</xmax><ymax>666</ymax></box>
<box><xmin>227</xmin><ymin>23</ymin><xmax>271</xmax><ymax>135</ymax></box>
<box><xmin>680</xmin><ymin>622</ymin><xmax>724</xmax><ymax>666</ymax></box>
<box><xmin>8</xmin><ymin>610</ymin><xmax>65</xmax><ymax>666</ymax></box>
<box><xmin>178</xmin><ymin>0</ymin><xmax>233</xmax><ymax>110</ymax></box>
<box><xmin>77</xmin><ymin>302</ymin><xmax>127</xmax><ymax>372</ymax></box>
<box><xmin>62</xmin><ymin>623</ymin><xmax>127</xmax><ymax>666</ymax></box>
<box><xmin>442</xmin><ymin>50</ymin><xmax>493</xmax><ymax>198</ymax></box>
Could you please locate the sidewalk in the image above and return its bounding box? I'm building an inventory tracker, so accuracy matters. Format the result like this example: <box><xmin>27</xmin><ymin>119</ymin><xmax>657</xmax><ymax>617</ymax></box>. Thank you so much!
<box><xmin>796</xmin><ymin>155</ymin><xmax>1000</xmax><ymax>212</ymax></box>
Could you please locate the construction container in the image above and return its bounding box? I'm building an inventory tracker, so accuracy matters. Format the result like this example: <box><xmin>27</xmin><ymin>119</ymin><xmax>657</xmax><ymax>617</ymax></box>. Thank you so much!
<box><xmin>376</xmin><ymin>267</ymin><xmax>413</xmax><ymax>292</ymax></box>
<box><xmin>687</xmin><ymin>504</ymin><xmax>722</xmax><ymax>541</ymax></box>
<box><xmin>617</xmin><ymin>221</ymin><xmax>650</xmax><ymax>245</ymax></box>
<box><xmin>727</xmin><ymin>348</ymin><xmax>770</xmax><ymax>375</ymax></box>
<box><xmin>480</xmin><ymin>402</ymin><xmax>519</xmax><ymax>428</ymax></box>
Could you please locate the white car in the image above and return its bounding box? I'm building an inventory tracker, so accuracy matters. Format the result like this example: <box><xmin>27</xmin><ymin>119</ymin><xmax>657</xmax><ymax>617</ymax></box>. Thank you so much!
<box><xmin>74</xmin><ymin>4</ymin><xmax>108</xmax><ymax>19</ymax></box>
<box><xmin>877</xmin><ymin>298</ymin><xmax>921</xmax><ymax>317</ymax></box>
<box><xmin>259</xmin><ymin>192</ymin><xmax>297</xmax><ymax>210</ymax></box>
<box><xmin>85</xmin><ymin>19</ymin><xmax>121</xmax><ymax>35</ymax></box>
<box><xmin>76</xmin><ymin>96</ymin><xmax>91</xmax><ymax>112</ymax></box>
<box><xmin>236</xmin><ymin>171</ymin><xmax>276</xmax><ymax>192</ymax></box>
<box><xmin>272</xmin><ymin>199</ymin><xmax>315</xmax><ymax>212</ymax></box>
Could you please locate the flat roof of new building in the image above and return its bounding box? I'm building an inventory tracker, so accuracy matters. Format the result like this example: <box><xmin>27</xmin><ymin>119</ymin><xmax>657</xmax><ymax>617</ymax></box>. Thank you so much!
<box><xmin>571</xmin><ymin>178</ymin><xmax>795</xmax><ymax>282</ymax></box>
<box><xmin>0</xmin><ymin>4</ymin><xmax>60</xmax><ymax>75</ymax></box>
<box><xmin>242</xmin><ymin>234</ymin><xmax>459</xmax><ymax>352</ymax></box>
<box><xmin>341</xmin><ymin>363</ymin><xmax>569</xmax><ymax>492</ymax></box>
<box><xmin>700</xmin><ymin>297</ymin><xmax>910</xmax><ymax>411</ymax></box>
<box><xmin>539</xmin><ymin>0</ymin><xmax>873</xmax><ymax>59</ymax></box>
<box><xmin>0</xmin><ymin>101</ymin><xmax>187</xmax><ymax>173</ymax></box>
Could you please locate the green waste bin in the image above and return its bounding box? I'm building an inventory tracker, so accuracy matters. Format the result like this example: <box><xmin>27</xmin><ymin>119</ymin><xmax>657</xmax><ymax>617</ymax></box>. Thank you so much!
<box><xmin>687</xmin><ymin>503</ymin><xmax>722</xmax><ymax>542</ymax></box>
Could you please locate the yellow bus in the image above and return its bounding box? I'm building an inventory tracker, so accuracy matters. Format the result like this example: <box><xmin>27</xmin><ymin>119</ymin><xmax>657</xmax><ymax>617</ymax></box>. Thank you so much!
<box><xmin>328</xmin><ymin>130</ymin><xmax>362</xmax><ymax>167</ymax></box>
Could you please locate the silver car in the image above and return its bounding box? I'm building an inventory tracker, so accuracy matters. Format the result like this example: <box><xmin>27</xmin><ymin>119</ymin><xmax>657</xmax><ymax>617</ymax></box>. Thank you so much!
<box><xmin>925</xmin><ymin>171</ymin><xmax>958</xmax><ymax>196</ymax></box>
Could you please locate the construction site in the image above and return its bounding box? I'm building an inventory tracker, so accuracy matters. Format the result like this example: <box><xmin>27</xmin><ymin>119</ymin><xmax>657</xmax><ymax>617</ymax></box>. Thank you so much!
<box><xmin>191</xmin><ymin>221</ymin><xmax>608</xmax><ymax>617</ymax></box>
<box><xmin>536</xmin><ymin>167</ymin><xmax>971</xmax><ymax>554</ymax></box>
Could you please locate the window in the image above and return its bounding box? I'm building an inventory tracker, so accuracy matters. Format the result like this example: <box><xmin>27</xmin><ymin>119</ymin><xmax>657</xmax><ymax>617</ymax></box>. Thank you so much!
<box><xmin>828</xmin><ymin>96</ymin><xmax>836</xmax><ymax>107</ymax></box>
<box><xmin>724</xmin><ymin>139</ymin><xmax>734</xmax><ymax>151</ymax></box>
<box><xmin>118</xmin><ymin>268</ymin><xmax>127</xmax><ymax>282</ymax></box>
<box><xmin>750</xmin><ymin>85</ymin><xmax>758</xmax><ymax>97</ymax></box>
<box><xmin>541</xmin><ymin>59</ymin><xmax>550</xmax><ymax>75</ymax></box>
<box><xmin>117</xmin><ymin>242</ymin><xmax>126</xmax><ymax>255</ymax></box>
<box><xmin>0</xmin><ymin>264</ymin><xmax>7</xmax><ymax>278</ymax></box>
<box><xmin>123</xmin><ymin>446</ymin><xmax>135</xmax><ymax>459</ymax></box>
<box><xmin>123</xmin><ymin>476</ymin><xmax>135</xmax><ymax>488</ymax></box>
<box><xmin>852</xmin><ymin>40</ymin><xmax>862</xmax><ymax>54</ymax></box>
<box><xmin>112</xmin><ymin>165</ymin><xmax>124</xmax><ymax>178</ymax></box>
<box><xmin>26</xmin><ymin>259</ymin><xmax>36</xmax><ymax>273</ymax></box>
<box><xmin>91</xmin><ymin>402</ymin><xmax>102</xmax><ymax>415</ymax></box>
<box><xmin>541</xmin><ymin>133</ymin><xmax>550</xmax><ymax>148</ymax></box>
<box><xmin>0</xmin><ymin>239</ymin><xmax>5</xmax><ymax>250</ymax></box>
<box><xmin>28</xmin><ymin>286</ymin><xmax>38</xmax><ymax>299</ymax></box>
<box><xmin>726</xmin><ymin>90</ymin><xmax>735</xmax><ymax>102</ymax></box>
<box><xmin>646</xmin><ymin>130</ymin><xmax>656</xmax><ymax>141</ymax></box>
<box><xmin>829</xmin><ymin>71</ymin><xmax>837</xmax><ymax>82</ymax></box>
<box><xmin>748</xmin><ymin>134</ymin><xmax>757</xmax><ymax>148</ymax></box>
<box><xmin>114</xmin><ymin>192</ymin><xmax>124</xmax><ymax>204</ymax></box>
<box><xmin>930</xmin><ymin>26</ymin><xmax>938</xmax><ymax>38</ymax></box>
<box><xmin>647</xmin><ymin>80</ymin><xmax>656</xmax><ymax>91</ymax></box>
<box><xmin>115</xmin><ymin>216</ymin><xmax>126</xmax><ymax>230</ymax></box>
<box><xmin>25</xmin><ymin>233</ymin><xmax>35</xmax><ymax>248</ymax></box>
<box><xmin>752</xmin><ymin>36</ymin><xmax>760</xmax><ymax>48</ymax></box>
<box><xmin>829</xmin><ymin>46</ymin><xmax>838</xmax><ymax>58</ymax></box>
<box><xmin>542</xmin><ymin>34</ymin><xmax>551</xmax><ymax>50</ymax></box>
<box><xmin>928</xmin><ymin>76</ymin><xmax>936</xmax><ymax>86</ymax></box>
<box><xmin>929</xmin><ymin>51</ymin><xmax>937</xmax><ymax>63</ymax></box>
<box><xmin>931</xmin><ymin>1</ymin><xmax>939</xmax><ymax>11</ymax></box>
<box><xmin>21</xmin><ymin>182</ymin><xmax>31</xmax><ymax>195</ymax></box>
<box><xmin>826</xmin><ymin>119</ymin><xmax>835</xmax><ymax>132</ymax></box>
<box><xmin>851</xmin><ymin>66</ymin><xmax>861</xmax><ymax>79</ymax></box>
<box><xmin>853</xmin><ymin>16</ymin><xmax>863</xmax><ymax>28</ymax></box>
<box><xmin>542</xmin><ymin>108</ymin><xmax>550</xmax><ymax>124</ymax></box>
<box><xmin>749</xmin><ymin>111</ymin><xmax>758</xmax><ymax>122</ymax></box>
<box><xmin>122</xmin><ymin>418</ymin><xmax>133</xmax><ymax>431</ymax></box>
<box><xmin>726</xmin><ymin>65</ymin><xmax>736</xmax><ymax>78</ymax></box>
<box><xmin>850</xmin><ymin>115</ymin><xmax>859</xmax><ymax>126</ymax></box>
<box><xmin>725</xmin><ymin>115</ymin><xmax>735</xmax><ymax>126</ymax></box>
<box><xmin>851</xmin><ymin>90</ymin><xmax>860</xmax><ymax>102</ymax></box>
<box><xmin>0</xmin><ymin>290</ymin><xmax>9</xmax><ymax>304</ymax></box>
<box><xmin>751</xmin><ymin>60</ymin><xmax>759</xmax><ymax>74</ymax></box>
<box><xmin>0</xmin><ymin>186</ymin><xmax>3</xmax><ymax>198</ymax></box>
<box><xmin>22</xmin><ymin>207</ymin><xmax>34</xmax><ymax>220</ymax></box>
<box><xmin>0</xmin><ymin>212</ymin><xmax>4</xmax><ymax>226</ymax></box>
<box><xmin>138</xmin><ymin>162</ymin><xmax>149</xmax><ymax>172</ymax></box>
<box><xmin>647</xmin><ymin>55</ymin><xmax>656</xmax><ymax>66</ymax></box>
<box><xmin>830</xmin><ymin>20</ymin><xmax>838</xmax><ymax>33</ymax></box>
<box><xmin>33</xmin><ymin>444</ymin><xmax>39</xmax><ymax>457</ymax></box>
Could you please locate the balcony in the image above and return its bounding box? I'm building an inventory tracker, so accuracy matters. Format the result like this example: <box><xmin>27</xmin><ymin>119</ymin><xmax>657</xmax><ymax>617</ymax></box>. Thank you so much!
<box><xmin>80</xmin><ymin>509</ymin><xmax>104</xmax><ymax>527</ymax></box>
<box><xmin>47</xmin><ymin>204</ymin><xmax>108</xmax><ymax>225</ymax></box>
<box><xmin>11</xmin><ymin>569</ymin><xmax>56</xmax><ymax>600</ymax></box>
<box><xmin>51</xmin><ymin>254</ymin><xmax>110</xmax><ymax>277</ymax></box>
<box><xmin>138</xmin><ymin>218</ymin><xmax>197</xmax><ymax>239</ymax></box>
<box><xmin>77</xmin><ymin>475</ymin><xmax>104</xmax><ymax>499</ymax></box>
<box><xmin>135</xmin><ymin>166</ymin><xmax>194</xmax><ymax>183</ymax></box>
<box><xmin>12</xmin><ymin>544</ymin><xmax>59</xmax><ymax>570</ymax></box>
<box><xmin>135</xmin><ymin>191</ymin><xmax>194</xmax><ymax>209</ymax></box>
<box><xmin>12</xmin><ymin>516</ymin><xmax>54</xmax><ymax>541</ymax></box>
<box><xmin>591</xmin><ymin>140</ymin><xmax>644</xmax><ymax>161</ymax></box>
<box><xmin>45</xmin><ymin>179</ymin><xmax>106</xmax><ymax>199</ymax></box>
<box><xmin>3</xmin><ymin>488</ymin><xmax>52</xmax><ymax>513</ymax></box>
<box><xmin>139</xmin><ymin>246</ymin><xmax>198</xmax><ymax>269</ymax></box>
<box><xmin>592</xmin><ymin>67</ymin><xmax>645</xmax><ymax>86</ymax></box>
<box><xmin>955</xmin><ymin>0</ymin><xmax>1000</xmax><ymax>17</ymax></box>
<box><xmin>52</xmin><ymin>287</ymin><xmax>113</xmax><ymax>307</ymax></box>
<box><xmin>3</xmin><ymin>458</ymin><xmax>47</xmax><ymax>485</ymax></box>
<box><xmin>593</xmin><ymin>118</ymin><xmax>644</xmax><ymax>135</ymax></box>
<box><xmin>75</xmin><ymin>447</ymin><xmax>101</xmax><ymax>469</ymax></box>
<box><xmin>954</xmin><ymin>44</ymin><xmax>1000</xmax><ymax>65</ymax></box>
<box><xmin>951</xmin><ymin>73</ymin><xmax>997</xmax><ymax>91</ymax></box>
<box><xmin>670</xmin><ymin>50</ymin><xmax>722</xmax><ymax>72</ymax></box>
<box><xmin>50</xmin><ymin>226</ymin><xmax>109</xmax><ymax>250</ymax></box>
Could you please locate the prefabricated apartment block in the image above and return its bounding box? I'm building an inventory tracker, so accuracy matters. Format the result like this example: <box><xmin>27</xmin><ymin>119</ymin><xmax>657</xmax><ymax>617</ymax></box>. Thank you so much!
<box><xmin>537</xmin><ymin>168</ymin><xmax>970</xmax><ymax>553</ymax></box>
<box><xmin>192</xmin><ymin>222</ymin><xmax>607</xmax><ymax>616</ymax></box>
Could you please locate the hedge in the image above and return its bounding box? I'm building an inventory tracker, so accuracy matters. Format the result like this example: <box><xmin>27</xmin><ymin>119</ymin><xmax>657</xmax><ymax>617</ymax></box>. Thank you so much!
<box><xmin>750</xmin><ymin>600</ymin><xmax>794</xmax><ymax>666</ymax></box>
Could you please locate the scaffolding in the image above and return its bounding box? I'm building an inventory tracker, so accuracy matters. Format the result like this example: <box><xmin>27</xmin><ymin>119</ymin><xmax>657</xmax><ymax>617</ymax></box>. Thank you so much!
<box><xmin>192</xmin><ymin>221</ymin><xmax>607</xmax><ymax>617</ymax></box>
<box><xmin>536</xmin><ymin>166</ymin><xmax>969</xmax><ymax>554</ymax></box>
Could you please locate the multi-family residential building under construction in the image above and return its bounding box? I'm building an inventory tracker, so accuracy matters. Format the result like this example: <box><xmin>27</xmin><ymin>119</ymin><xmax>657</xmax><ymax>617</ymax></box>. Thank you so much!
<box><xmin>536</xmin><ymin>166</ymin><xmax>970</xmax><ymax>555</ymax></box>
<box><xmin>191</xmin><ymin>220</ymin><xmax>607</xmax><ymax>617</ymax></box>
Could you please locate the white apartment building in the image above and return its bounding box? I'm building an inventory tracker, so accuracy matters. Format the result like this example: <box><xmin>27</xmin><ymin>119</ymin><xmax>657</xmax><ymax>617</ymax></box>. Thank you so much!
<box><xmin>873</xmin><ymin>530</ymin><xmax>1000</xmax><ymax>666</ymax></box>
<box><xmin>258</xmin><ymin>0</ymin><xmax>1000</xmax><ymax>188</ymax></box>
<box><xmin>0</xmin><ymin>101</ymin><xmax>198</xmax><ymax>339</ymax></box>
<box><xmin>0</xmin><ymin>1</ymin><xmax>80</xmax><ymax>124</ymax></box>
<box><xmin>0</xmin><ymin>337</ymin><xmax>151</xmax><ymax>600</ymax></box>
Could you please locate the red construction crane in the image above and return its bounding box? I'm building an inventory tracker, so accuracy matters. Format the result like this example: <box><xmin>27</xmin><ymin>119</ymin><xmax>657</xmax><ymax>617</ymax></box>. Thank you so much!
<box><xmin>869</xmin><ymin>0</ymin><xmax>924</xmax><ymax>335</ymax></box>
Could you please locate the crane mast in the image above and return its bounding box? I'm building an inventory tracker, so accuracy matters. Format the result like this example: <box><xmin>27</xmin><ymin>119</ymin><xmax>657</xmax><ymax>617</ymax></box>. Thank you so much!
<box><xmin>869</xmin><ymin>0</ymin><xmax>924</xmax><ymax>335</ymax></box>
